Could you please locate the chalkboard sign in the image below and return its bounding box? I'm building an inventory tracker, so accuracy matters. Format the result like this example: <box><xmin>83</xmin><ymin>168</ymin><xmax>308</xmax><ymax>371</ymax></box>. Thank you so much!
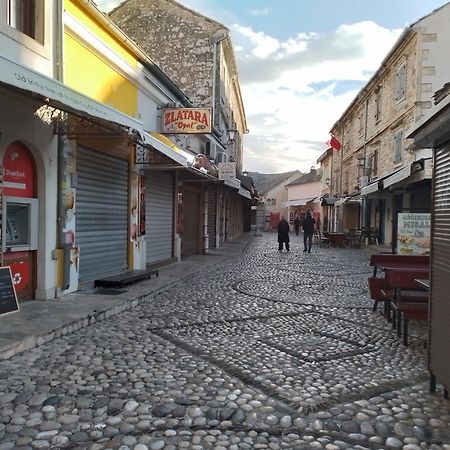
<box><xmin>0</xmin><ymin>267</ymin><xmax>19</xmax><ymax>316</ymax></box>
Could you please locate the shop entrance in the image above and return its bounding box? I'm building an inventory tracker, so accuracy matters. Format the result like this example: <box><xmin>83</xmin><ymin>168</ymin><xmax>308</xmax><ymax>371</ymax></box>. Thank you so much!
<box><xmin>1</xmin><ymin>143</ymin><xmax>38</xmax><ymax>301</ymax></box>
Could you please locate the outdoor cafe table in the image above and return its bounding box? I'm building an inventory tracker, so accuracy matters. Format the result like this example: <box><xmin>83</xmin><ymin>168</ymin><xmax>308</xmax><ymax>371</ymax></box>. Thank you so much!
<box><xmin>326</xmin><ymin>232</ymin><xmax>347</xmax><ymax>248</ymax></box>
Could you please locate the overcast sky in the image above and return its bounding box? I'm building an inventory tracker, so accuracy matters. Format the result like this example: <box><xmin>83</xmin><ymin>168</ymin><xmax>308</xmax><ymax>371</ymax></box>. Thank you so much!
<box><xmin>96</xmin><ymin>0</ymin><xmax>449</xmax><ymax>173</ymax></box>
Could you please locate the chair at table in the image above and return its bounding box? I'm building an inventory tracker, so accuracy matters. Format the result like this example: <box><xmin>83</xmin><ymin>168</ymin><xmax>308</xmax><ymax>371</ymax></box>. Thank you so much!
<box><xmin>347</xmin><ymin>229</ymin><xmax>363</xmax><ymax>248</ymax></box>
<box><xmin>386</xmin><ymin>269</ymin><xmax>429</xmax><ymax>346</ymax></box>
<box><xmin>314</xmin><ymin>230</ymin><xmax>329</xmax><ymax>247</ymax></box>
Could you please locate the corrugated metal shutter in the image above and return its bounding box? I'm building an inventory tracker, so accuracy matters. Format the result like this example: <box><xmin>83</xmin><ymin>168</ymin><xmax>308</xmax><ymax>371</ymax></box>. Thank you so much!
<box><xmin>207</xmin><ymin>188</ymin><xmax>217</xmax><ymax>248</ymax></box>
<box><xmin>76</xmin><ymin>146</ymin><xmax>129</xmax><ymax>285</ymax></box>
<box><xmin>145</xmin><ymin>171</ymin><xmax>174</xmax><ymax>264</ymax></box>
<box><xmin>429</xmin><ymin>146</ymin><xmax>450</xmax><ymax>391</ymax></box>
<box><xmin>182</xmin><ymin>188</ymin><xmax>200</xmax><ymax>256</ymax></box>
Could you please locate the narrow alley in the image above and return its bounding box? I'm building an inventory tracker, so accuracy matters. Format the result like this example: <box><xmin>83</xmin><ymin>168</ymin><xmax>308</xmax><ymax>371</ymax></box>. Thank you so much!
<box><xmin>0</xmin><ymin>234</ymin><xmax>449</xmax><ymax>450</ymax></box>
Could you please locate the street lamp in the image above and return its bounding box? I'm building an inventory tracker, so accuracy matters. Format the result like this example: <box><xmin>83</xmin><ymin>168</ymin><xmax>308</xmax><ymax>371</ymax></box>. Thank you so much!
<box><xmin>227</xmin><ymin>128</ymin><xmax>237</xmax><ymax>144</ymax></box>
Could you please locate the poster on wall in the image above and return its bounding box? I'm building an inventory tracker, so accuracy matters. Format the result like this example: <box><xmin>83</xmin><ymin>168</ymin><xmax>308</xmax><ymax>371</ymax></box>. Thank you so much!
<box><xmin>397</xmin><ymin>212</ymin><xmax>431</xmax><ymax>255</ymax></box>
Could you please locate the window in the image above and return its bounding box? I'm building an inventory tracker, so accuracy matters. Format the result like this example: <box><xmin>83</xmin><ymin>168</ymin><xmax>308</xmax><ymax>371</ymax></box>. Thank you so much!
<box><xmin>371</xmin><ymin>149</ymin><xmax>378</xmax><ymax>177</ymax></box>
<box><xmin>395</xmin><ymin>63</ymin><xmax>407</xmax><ymax>101</ymax></box>
<box><xmin>393</xmin><ymin>131</ymin><xmax>403</xmax><ymax>164</ymax></box>
<box><xmin>7</xmin><ymin>0</ymin><xmax>44</xmax><ymax>44</ymax></box>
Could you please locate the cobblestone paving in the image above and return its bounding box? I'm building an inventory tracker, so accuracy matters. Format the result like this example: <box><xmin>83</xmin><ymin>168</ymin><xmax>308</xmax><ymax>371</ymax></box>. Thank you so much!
<box><xmin>1</xmin><ymin>234</ymin><xmax>450</xmax><ymax>450</ymax></box>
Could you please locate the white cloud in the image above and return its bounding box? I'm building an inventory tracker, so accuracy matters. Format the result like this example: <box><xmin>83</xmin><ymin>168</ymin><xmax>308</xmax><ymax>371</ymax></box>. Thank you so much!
<box><xmin>248</xmin><ymin>6</ymin><xmax>270</xmax><ymax>17</ymax></box>
<box><xmin>232</xmin><ymin>21</ymin><xmax>403</xmax><ymax>172</ymax></box>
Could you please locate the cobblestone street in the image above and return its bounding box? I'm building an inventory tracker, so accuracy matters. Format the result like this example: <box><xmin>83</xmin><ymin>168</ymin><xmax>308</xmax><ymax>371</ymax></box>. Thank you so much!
<box><xmin>1</xmin><ymin>233</ymin><xmax>449</xmax><ymax>450</ymax></box>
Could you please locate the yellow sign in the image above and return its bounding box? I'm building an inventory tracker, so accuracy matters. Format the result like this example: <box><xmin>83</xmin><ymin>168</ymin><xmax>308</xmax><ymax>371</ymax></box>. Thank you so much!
<box><xmin>162</xmin><ymin>108</ymin><xmax>212</xmax><ymax>134</ymax></box>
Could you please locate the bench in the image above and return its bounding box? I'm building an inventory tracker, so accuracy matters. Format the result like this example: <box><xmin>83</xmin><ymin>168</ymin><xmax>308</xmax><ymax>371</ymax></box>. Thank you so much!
<box><xmin>383</xmin><ymin>268</ymin><xmax>429</xmax><ymax>346</ymax></box>
<box><xmin>94</xmin><ymin>269</ymin><xmax>159</xmax><ymax>289</ymax></box>
<box><xmin>369</xmin><ymin>254</ymin><xmax>429</xmax><ymax>276</ymax></box>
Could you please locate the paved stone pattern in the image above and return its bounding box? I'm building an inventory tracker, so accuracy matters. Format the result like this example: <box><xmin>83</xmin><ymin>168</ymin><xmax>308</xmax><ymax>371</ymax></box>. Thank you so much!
<box><xmin>0</xmin><ymin>234</ymin><xmax>449</xmax><ymax>450</ymax></box>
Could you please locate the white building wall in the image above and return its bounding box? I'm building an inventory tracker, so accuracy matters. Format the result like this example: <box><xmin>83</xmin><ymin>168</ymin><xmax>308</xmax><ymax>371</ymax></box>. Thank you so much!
<box><xmin>415</xmin><ymin>3</ymin><xmax>450</xmax><ymax>122</ymax></box>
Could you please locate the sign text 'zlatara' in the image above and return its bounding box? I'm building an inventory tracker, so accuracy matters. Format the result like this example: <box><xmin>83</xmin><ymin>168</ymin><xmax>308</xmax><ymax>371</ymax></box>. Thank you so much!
<box><xmin>162</xmin><ymin>108</ymin><xmax>212</xmax><ymax>134</ymax></box>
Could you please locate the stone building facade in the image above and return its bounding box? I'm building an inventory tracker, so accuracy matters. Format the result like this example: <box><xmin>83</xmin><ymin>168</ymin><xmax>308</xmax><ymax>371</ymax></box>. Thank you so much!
<box><xmin>326</xmin><ymin>3</ymin><xmax>450</xmax><ymax>248</ymax></box>
<box><xmin>109</xmin><ymin>0</ymin><xmax>247</xmax><ymax>172</ymax></box>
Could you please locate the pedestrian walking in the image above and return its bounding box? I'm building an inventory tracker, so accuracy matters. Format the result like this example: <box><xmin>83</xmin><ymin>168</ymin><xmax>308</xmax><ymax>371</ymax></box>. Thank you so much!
<box><xmin>302</xmin><ymin>210</ymin><xmax>315</xmax><ymax>253</ymax></box>
<box><xmin>294</xmin><ymin>216</ymin><xmax>301</xmax><ymax>236</ymax></box>
<box><xmin>277</xmin><ymin>216</ymin><xmax>290</xmax><ymax>251</ymax></box>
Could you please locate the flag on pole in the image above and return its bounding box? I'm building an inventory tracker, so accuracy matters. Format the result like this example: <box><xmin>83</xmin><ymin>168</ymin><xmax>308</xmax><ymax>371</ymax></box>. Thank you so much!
<box><xmin>326</xmin><ymin>135</ymin><xmax>342</xmax><ymax>151</ymax></box>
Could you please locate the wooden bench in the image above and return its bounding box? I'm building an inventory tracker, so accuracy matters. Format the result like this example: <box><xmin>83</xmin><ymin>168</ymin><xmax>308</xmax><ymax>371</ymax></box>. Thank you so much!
<box><xmin>94</xmin><ymin>269</ymin><xmax>159</xmax><ymax>289</ymax></box>
<box><xmin>383</xmin><ymin>268</ymin><xmax>429</xmax><ymax>346</ymax></box>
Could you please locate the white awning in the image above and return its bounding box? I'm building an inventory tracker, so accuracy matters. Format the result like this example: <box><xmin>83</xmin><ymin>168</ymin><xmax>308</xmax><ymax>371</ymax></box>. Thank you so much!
<box><xmin>334</xmin><ymin>197</ymin><xmax>348</xmax><ymax>207</ymax></box>
<box><xmin>383</xmin><ymin>165</ymin><xmax>412</xmax><ymax>188</ymax></box>
<box><xmin>281</xmin><ymin>198</ymin><xmax>314</xmax><ymax>207</ymax></box>
<box><xmin>0</xmin><ymin>54</ymin><xmax>143</xmax><ymax>133</ymax></box>
<box><xmin>141</xmin><ymin>132</ymin><xmax>188</xmax><ymax>167</ymax></box>
<box><xmin>238</xmin><ymin>187</ymin><xmax>252</xmax><ymax>200</ymax></box>
<box><xmin>361</xmin><ymin>181</ymin><xmax>380</xmax><ymax>196</ymax></box>
<box><xmin>224</xmin><ymin>178</ymin><xmax>241</xmax><ymax>190</ymax></box>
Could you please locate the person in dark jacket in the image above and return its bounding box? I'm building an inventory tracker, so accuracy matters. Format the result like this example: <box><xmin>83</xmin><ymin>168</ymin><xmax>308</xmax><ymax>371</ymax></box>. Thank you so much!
<box><xmin>302</xmin><ymin>210</ymin><xmax>315</xmax><ymax>253</ymax></box>
<box><xmin>277</xmin><ymin>216</ymin><xmax>290</xmax><ymax>251</ymax></box>
<box><xmin>293</xmin><ymin>217</ymin><xmax>301</xmax><ymax>236</ymax></box>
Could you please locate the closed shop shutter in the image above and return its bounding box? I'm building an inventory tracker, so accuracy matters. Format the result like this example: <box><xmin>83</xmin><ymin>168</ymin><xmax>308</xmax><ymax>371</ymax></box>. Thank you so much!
<box><xmin>207</xmin><ymin>188</ymin><xmax>217</xmax><ymax>248</ymax></box>
<box><xmin>76</xmin><ymin>146</ymin><xmax>129</xmax><ymax>285</ymax></box>
<box><xmin>145</xmin><ymin>171</ymin><xmax>174</xmax><ymax>264</ymax></box>
<box><xmin>182</xmin><ymin>187</ymin><xmax>200</xmax><ymax>256</ymax></box>
<box><xmin>429</xmin><ymin>146</ymin><xmax>450</xmax><ymax>391</ymax></box>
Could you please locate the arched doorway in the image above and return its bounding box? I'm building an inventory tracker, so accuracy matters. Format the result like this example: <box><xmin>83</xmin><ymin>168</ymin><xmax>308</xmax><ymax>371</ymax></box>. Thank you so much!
<box><xmin>2</xmin><ymin>142</ymin><xmax>38</xmax><ymax>301</ymax></box>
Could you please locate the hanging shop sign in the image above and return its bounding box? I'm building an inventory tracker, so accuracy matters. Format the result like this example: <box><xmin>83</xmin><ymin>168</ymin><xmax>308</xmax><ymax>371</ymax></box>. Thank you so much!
<box><xmin>397</xmin><ymin>212</ymin><xmax>431</xmax><ymax>255</ymax></box>
<box><xmin>218</xmin><ymin>162</ymin><xmax>236</xmax><ymax>180</ymax></box>
<box><xmin>161</xmin><ymin>108</ymin><xmax>212</xmax><ymax>134</ymax></box>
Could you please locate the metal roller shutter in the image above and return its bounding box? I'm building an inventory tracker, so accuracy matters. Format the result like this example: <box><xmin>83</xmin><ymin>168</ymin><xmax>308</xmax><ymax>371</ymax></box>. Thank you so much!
<box><xmin>207</xmin><ymin>188</ymin><xmax>217</xmax><ymax>248</ymax></box>
<box><xmin>429</xmin><ymin>146</ymin><xmax>450</xmax><ymax>390</ymax></box>
<box><xmin>145</xmin><ymin>171</ymin><xmax>174</xmax><ymax>264</ymax></box>
<box><xmin>76</xmin><ymin>146</ymin><xmax>129</xmax><ymax>285</ymax></box>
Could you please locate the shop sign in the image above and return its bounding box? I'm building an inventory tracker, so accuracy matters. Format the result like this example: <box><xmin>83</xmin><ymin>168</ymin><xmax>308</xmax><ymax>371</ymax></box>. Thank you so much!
<box><xmin>2</xmin><ymin>144</ymin><xmax>35</xmax><ymax>197</ymax></box>
<box><xmin>162</xmin><ymin>108</ymin><xmax>212</xmax><ymax>133</ymax></box>
<box><xmin>0</xmin><ymin>267</ymin><xmax>19</xmax><ymax>316</ymax></box>
<box><xmin>397</xmin><ymin>212</ymin><xmax>431</xmax><ymax>255</ymax></box>
<box><xmin>218</xmin><ymin>162</ymin><xmax>236</xmax><ymax>180</ymax></box>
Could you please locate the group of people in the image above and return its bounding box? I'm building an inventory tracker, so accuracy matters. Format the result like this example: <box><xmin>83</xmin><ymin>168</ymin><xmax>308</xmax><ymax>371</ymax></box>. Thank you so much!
<box><xmin>277</xmin><ymin>211</ymin><xmax>315</xmax><ymax>253</ymax></box>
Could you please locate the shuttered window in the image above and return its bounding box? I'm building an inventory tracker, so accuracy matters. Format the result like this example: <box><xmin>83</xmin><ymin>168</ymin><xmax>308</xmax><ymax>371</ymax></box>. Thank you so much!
<box><xmin>395</xmin><ymin>63</ymin><xmax>406</xmax><ymax>101</ymax></box>
<box><xmin>394</xmin><ymin>130</ymin><xmax>403</xmax><ymax>164</ymax></box>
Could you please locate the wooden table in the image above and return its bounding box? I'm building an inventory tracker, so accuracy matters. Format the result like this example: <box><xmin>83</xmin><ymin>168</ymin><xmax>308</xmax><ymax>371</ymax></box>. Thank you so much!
<box><xmin>326</xmin><ymin>232</ymin><xmax>347</xmax><ymax>248</ymax></box>
<box><xmin>376</xmin><ymin>263</ymin><xmax>430</xmax><ymax>273</ymax></box>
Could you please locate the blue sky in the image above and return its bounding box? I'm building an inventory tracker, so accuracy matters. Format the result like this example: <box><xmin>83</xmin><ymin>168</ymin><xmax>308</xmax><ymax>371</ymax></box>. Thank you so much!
<box><xmin>96</xmin><ymin>0</ymin><xmax>450</xmax><ymax>173</ymax></box>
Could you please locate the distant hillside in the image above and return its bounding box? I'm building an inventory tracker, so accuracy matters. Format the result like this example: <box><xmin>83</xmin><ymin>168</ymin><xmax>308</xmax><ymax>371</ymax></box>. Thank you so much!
<box><xmin>248</xmin><ymin>171</ymin><xmax>302</xmax><ymax>195</ymax></box>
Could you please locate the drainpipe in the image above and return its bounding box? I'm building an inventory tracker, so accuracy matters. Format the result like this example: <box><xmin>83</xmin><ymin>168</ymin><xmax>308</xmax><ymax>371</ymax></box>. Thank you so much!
<box><xmin>55</xmin><ymin>0</ymin><xmax>71</xmax><ymax>291</ymax></box>
<box><xmin>362</xmin><ymin>98</ymin><xmax>369</xmax><ymax>233</ymax></box>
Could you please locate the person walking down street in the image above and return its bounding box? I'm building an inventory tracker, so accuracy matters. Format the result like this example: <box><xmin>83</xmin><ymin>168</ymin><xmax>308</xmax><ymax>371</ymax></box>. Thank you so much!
<box><xmin>294</xmin><ymin>217</ymin><xmax>301</xmax><ymax>236</ymax></box>
<box><xmin>302</xmin><ymin>211</ymin><xmax>315</xmax><ymax>253</ymax></box>
<box><xmin>277</xmin><ymin>216</ymin><xmax>290</xmax><ymax>251</ymax></box>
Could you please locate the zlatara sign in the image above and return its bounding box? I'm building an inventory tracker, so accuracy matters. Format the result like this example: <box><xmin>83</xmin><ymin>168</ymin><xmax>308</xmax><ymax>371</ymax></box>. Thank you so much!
<box><xmin>162</xmin><ymin>108</ymin><xmax>212</xmax><ymax>133</ymax></box>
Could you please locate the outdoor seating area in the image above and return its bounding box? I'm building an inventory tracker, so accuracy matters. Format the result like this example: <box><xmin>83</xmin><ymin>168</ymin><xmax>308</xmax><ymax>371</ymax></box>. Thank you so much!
<box><xmin>313</xmin><ymin>227</ymin><xmax>379</xmax><ymax>249</ymax></box>
<box><xmin>368</xmin><ymin>253</ymin><xmax>430</xmax><ymax>346</ymax></box>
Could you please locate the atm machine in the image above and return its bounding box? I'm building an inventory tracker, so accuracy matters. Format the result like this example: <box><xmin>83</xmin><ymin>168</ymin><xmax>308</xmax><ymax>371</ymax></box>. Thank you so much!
<box><xmin>1</xmin><ymin>196</ymin><xmax>38</xmax><ymax>300</ymax></box>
